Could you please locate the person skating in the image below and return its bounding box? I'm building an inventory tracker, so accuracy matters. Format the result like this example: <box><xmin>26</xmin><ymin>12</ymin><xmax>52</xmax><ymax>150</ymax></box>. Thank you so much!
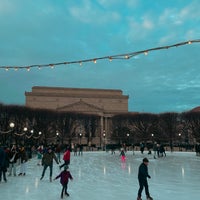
<box><xmin>120</xmin><ymin>148</ymin><xmax>126</xmax><ymax>162</ymax></box>
<box><xmin>0</xmin><ymin>146</ymin><xmax>7</xmax><ymax>182</ymax></box>
<box><xmin>54</xmin><ymin>165</ymin><xmax>73</xmax><ymax>199</ymax></box>
<box><xmin>1</xmin><ymin>146</ymin><xmax>10</xmax><ymax>182</ymax></box>
<box><xmin>40</xmin><ymin>147</ymin><xmax>59</xmax><ymax>182</ymax></box>
<box><xmin>37</xmin><ymin>145</ymin><xmax>43</xmax><ymax>165</ymax></box>
<box><xmin>137</xmin><ymin>158</ymin><xmax>153</xmax><ymax>200</ymax></box>
<box><xmin>153</xmin><ymin>142</ymin><xmax>157</xmax><ymax>159</ymax></box>
<box><xmin>60</xmin><ymin>147</ymin><xmax>71</xmax><ymax>169</ymax></box>
<box><xmin>8</xmin><ymin>145</ymin><xmax>19</xmax><ymax>176</ymax></box>
<box><xmin>55</xmin><ymin>144</ymin><xmax>62</xmax><ymax>163</ymax></box>
<box><xmin>18</xmin><ymin>146</ymin><xmax>28</xmax><ymax>176</ymax></box>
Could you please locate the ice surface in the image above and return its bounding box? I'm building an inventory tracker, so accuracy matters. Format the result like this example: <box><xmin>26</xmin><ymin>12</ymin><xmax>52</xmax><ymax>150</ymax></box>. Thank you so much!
<box><xmin>0</xmin><ymin>150</ymin><xmax>199</xmax><ymax>200</ymax></box>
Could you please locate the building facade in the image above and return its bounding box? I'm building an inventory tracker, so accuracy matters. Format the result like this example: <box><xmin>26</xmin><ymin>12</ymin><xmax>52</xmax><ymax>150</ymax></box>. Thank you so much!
<box><xmin>25</xmin><ymin>86</ymin><xmax>129</xmax><ymax>146</ymax></box>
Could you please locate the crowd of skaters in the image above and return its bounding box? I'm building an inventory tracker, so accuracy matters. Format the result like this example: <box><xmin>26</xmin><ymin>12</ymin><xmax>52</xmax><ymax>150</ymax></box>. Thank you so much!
<box><xmin>0</xmin><ymin>143</ymin><xmax>82</xmax><ymax>182</ymax></box>
<box><xmin>0</xmin><ymin>142</ymin><xmax>82</xmax><ymax>198</ymax></box>
<box><xmin>0</xmin><ymin>141</ymin><xmax>107</xmax><ymax>186</ymax></box>
<box><xmin>1</xmin><ymin>141</ymin><xmax>200</xmax><ymax>199</ymax></box>
<box><xmin>1</xmin><ymin>142</ymin><xmax>199</xmax><ymax>179</ymax></box>
<box><xmin>0</xmin><ymin>144</ymin><xmax>29</xmax><ymax>182</ymax></box>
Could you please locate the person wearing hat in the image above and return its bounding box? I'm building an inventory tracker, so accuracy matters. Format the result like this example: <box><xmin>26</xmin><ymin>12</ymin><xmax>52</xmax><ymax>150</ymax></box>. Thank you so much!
<box><xmin>54</xmin><ymin>165</ymin><xmax>73</xmax><ymax>199</ymax></box>
<box><xmin>137</xmin><ymin>158</ymin><xmax>153</xmax><ymax>200</ymax></box>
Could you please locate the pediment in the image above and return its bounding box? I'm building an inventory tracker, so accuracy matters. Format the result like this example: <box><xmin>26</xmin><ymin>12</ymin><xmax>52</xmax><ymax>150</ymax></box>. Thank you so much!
<box><xmin>57</xmin><ymin>100</ymin><xmax>104</xmax><ymax>114</ymax></box>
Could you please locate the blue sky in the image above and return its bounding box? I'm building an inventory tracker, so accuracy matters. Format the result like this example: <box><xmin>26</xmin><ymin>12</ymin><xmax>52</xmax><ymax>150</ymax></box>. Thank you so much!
<box><xmin>0</xmin><ymin>0</ymin><xmax>200</xmax><ymax>113</ymax></box>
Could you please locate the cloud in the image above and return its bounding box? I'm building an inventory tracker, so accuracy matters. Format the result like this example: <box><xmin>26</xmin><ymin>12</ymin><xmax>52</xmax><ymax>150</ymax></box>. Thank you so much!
<box><xmin>69</xmin><ymin>0</ymin><xmax>121</xmax><ymax>24</ymax></box>
<box><xmin>142</xmin><ymin>18</ymin><xmax>154</xmax><ymax>29</ymax></box>
<box><xmin>126</xmin><ymin>18</ymin><xmax>153</xmax><ymax>43</ymax></box>
<box><xmin>0</xmin><ymin>1</ymin><xmax>15</xmax><ymax>14</ymax></box>
<box><xmin>179</xmin><ymin>1</ymin><xmax>200</xmax><ymax>20</ymax></box>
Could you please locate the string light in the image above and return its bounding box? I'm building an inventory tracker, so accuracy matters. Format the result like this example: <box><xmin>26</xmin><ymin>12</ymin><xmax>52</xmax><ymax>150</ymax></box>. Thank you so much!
<box><xmin>1</xmin><ymin>39</ymin><xmax>199</xmax><ymax>71</ymax></box>
<box><xmin>49</xmin><ymin>64</ymin><xmax>54</xmax><ymax>69</ymax></box>
<box><xmin>109</xmin><ymin>57</ymin><xmax>112</xmax><ymax>62</ymax></box>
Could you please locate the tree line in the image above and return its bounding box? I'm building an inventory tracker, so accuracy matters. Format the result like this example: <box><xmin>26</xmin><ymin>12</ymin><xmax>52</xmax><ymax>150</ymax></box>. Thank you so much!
<box><xmin>0</xmin><ymin>103</ymin><xmax>200</xmax><ymax>148</ymax></box>
<box><xmin>112</xmin><ymin>112</ymin><xmax>200</xmax><ymax>147</ymax></box>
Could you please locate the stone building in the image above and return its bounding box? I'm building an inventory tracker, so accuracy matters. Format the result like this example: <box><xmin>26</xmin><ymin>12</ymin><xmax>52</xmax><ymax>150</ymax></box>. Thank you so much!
<box><xmin>25</xmin><ymin>86</ymin><xmax>129</xmax><ymax>146</ymax></box>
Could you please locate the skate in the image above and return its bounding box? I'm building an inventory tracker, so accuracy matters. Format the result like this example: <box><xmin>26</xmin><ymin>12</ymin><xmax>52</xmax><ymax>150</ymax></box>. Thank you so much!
<box><xmin>65</xmin><ymin>192</ymin><xmax>69</xmax><ymax>196</ymax></box>
<box><xmin>147</xmin><ymin>196</ymin><xmax>153</xmax><ymax>200</ymax></box>
<box><xmin>137</xmin><ymin>197</ymin><xmax>142</xmax><ymax>200</ymax></box>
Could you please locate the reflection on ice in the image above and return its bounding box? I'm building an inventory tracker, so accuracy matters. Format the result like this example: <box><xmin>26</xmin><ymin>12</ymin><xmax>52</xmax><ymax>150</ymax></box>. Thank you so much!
<box><xmin>103</xmin><ymin>166</ymin><xmax>106</xmax><ymax>175</ymax></box>
<box><xmin>181</xmin><ymin>167</ymin><xmax>185</xmax><ymax>177</ymax></box>
<box><xmin>25</xmin><ymin>186</ymin><xmax>29</xmax><ymax>194</ymax></box>
<box><xmin>34</xmin><ymin>177</ymin><xmax>39</xmax><ymax>188</ymax></box>
<box><xmin>0</xmin><ymin>151</ymin><xmax>199</xmax><ymax>200</ymax></box>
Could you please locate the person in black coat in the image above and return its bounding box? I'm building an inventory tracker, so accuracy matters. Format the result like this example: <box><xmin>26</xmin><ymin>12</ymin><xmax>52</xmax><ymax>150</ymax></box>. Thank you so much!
<box><xmin>137</xmin><ymin>158</ymin><xmax>153</xmax><ymax>200</ymax></box>
<box><xmin>0</xmin><ymin>146</ymin><xmax>9</xmax><ymax>182</ymax></box>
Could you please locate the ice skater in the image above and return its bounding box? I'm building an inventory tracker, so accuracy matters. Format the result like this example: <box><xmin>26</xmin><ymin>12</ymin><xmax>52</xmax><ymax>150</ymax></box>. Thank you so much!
<box><xmin>159</xmin><ymin>144</ymin><xmax>166</xmax><ymax>157</ymax></box>
<box><xmin>54</xmin><ymin>165</ymin><xmax>73</xmax><ymax>199</ymax></box>
<box><xmin>153</xmin><ymin>142</ymin><xmax>157</xmax><ymax>159</ymax></box>
<box><xmin>37</xmin><ymin>145</ymin><xmax>43</xmax><ymax>165</ymax></box>
<box><xmin>60</xmin><ymin>147</ymin><xmax>71</xmax><ymax>169</ymax></box>
<box><xmin>18</xmin><ymin>146</ymin><xmax>28</xmax><ymax>176</ymax></box>
<box><xmin>40</xmin><ymin>147</ymin><xmax>59</xmax><ymax>182</ymax></box>
<box><xmin>0</xmin><ymin>146</ymin><xmax>9</xmax><ymax>182</ymax></box>
<box><xmin>120</xmin><ymin>148</ymin><xmax>126</xmax><ymax>162</ymax></box>
<box><xmin>137</xmin><ymin>158</ymin><xmax>153</xmax><ymax>200</ymax></box>
<box><xmin>8</xmin><ymin>145</ymin><xmax>18</xmax><ymax>176</ymax></box>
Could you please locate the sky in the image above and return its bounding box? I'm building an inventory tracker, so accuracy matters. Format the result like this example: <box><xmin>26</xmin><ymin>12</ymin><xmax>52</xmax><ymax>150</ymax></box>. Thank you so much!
<box><xmin>0</xmin><ymin>0</ymin><xmax>200</xmax><ymax>114</ymax></box>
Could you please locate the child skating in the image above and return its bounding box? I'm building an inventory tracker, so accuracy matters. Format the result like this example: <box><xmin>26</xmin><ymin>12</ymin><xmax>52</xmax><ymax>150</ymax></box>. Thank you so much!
<box><xmin>54</xmin><ymin>165</ymin><xmax>73</xmax><ymax>199</ymax></box>
<box><xmin>120</xmin><ymin>148</ymin><xmax>126</xmax><ymax>162</ymax></box>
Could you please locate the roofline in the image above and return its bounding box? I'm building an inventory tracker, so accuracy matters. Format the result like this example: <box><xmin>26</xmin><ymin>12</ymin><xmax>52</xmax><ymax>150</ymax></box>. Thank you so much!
<box><xmin>31</xmin><ymin>86</ymin><xmax>124</xmax><ymax>93</ymax></box>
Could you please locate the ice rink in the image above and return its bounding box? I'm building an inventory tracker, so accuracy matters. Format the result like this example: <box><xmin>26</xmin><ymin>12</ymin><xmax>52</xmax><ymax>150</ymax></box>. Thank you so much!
<box><xmin>0</xmin><ymin>150</ymin><xmax>199</xmax><ymax>200</ymax></box>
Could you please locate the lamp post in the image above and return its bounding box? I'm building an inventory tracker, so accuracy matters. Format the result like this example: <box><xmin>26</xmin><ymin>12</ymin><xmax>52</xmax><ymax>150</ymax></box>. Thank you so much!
<box><xmin>127</xmin><ymin>133</ymin><xmax>130</xmax><ymax>148</ymax></box>
<box><xmin>38</xmin><ymin>131</ymin><xmax>42</xmax><ymax>145</ymax></box>
<box><xmin>179</xmin><ymin>133</ymin><xmax>182</xmax><ymax>151</ymax></box>
<box><xmin>23</xmin><ymin>127</ymin><xmax>28</xmax><ymax>145</ymax></box>
<box><xmin>151</xmin><ymin>133</ymin><xmax>154</xmax><ymax>143</ymax></box>
<box><xmin>56</xmin><ymin>131</ymin><xmax>59</xmax><ymax>143</ymax></box>
<box><xmin>79</xmin><ymin>133</ymin><xmax>82</xmax><ymax>144</ymax></box>
<box><xmin>9</xmin><ymin>122</ymin><xmax>15</xmax><ymax>145</ymax></box>
<box><xmin>103</xmin><ymin>130</ymin><xmax>106</xmax><ymax>151</ymax></box>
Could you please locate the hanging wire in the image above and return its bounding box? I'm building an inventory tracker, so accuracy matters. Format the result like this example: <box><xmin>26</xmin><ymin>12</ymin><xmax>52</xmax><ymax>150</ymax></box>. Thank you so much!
<box><xmin>1</xmin><ymin>39</ymin><xmax>199</xmax><ymax>71</ymax></box>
